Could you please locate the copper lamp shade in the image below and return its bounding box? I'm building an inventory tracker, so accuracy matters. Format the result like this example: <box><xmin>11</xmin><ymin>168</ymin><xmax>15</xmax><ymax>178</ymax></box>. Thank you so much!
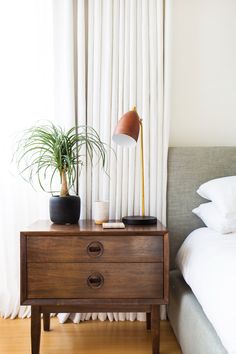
<box><xmin>112</xmin><ymin>109</ymin><xmax>140</xmax><ymax>147</ymax></box>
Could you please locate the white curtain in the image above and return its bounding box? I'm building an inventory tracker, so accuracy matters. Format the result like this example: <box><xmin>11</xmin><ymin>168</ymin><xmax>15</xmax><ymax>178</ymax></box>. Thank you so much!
<box><xmin>81</xmin><ymin>0</ymin><xmax>166</xmax><ymax>223</ymax></box>
<box><xmin>0</xmin><ymin>0</ymin><xmax>168</xmax><ymax>322</ymax></box>
<box><xmin>0</xmin><ymin>0</ymin><xmax>75</xmax><ymax>318</ymax></box>
<box><xmin>58</xmin><ymin>0</ymin><xmax>167</xmax><ymax>324</ymax></box>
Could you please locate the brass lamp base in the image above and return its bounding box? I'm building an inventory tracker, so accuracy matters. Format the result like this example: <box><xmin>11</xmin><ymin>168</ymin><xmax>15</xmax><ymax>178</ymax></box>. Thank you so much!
<box><xmin>122</xmin><ymin>216</ymin><xmax>157</xmax><ymax>225</ymax></box>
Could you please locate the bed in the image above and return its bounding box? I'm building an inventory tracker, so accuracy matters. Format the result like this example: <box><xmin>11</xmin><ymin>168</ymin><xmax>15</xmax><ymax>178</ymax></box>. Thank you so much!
<box><xmin>167</xmin><ymin>147</ymin><xmax>236</xmax><ymax>354</ymax></box>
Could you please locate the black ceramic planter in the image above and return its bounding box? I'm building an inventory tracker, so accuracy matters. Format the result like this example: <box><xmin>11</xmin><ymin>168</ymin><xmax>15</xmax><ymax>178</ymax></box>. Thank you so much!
<box><xmin>49</xmin><ymin>195</ymin><xmax>81</xmax><ymax>224</ymax></box>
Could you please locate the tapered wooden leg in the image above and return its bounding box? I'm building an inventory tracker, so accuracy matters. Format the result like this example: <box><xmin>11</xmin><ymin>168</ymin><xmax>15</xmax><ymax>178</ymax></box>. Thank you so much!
<box><xmin>43</xmin><ymin>313</ymin><xmax>50</xmax><ymax>331</ymax></box>
<box><xmin>146</xmin><ymin>312</ymin><xmax>151</xmax><ymax>330</ymax></box>
<box><xmin>31</xmin><ymin>306</ymin><xmax>41</xmax><ymax>354</ymax></box>
<box><xmin>151</xmin><ymin>305</ymin><xmax>160</xmax><ymax>354</ymax></box>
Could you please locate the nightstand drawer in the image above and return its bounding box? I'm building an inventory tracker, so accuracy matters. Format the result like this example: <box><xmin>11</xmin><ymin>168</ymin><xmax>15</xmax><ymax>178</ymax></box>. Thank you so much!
<box><xmin>27</xmin><ymin>236</ymin><xmax>163</xmax><ymax>263</ymax></box>
<box><xmin>27</xmin><ymin>262</ymin><xmax>163</xmax><ymax>299</ymax></box>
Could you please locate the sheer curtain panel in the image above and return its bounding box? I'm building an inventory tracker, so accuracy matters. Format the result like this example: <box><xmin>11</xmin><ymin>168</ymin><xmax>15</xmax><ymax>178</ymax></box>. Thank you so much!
<box><xmin>0</xmin><ymin>0</ymin><xmax>75</xmax><ymax>318</ymax></box>
<box><xmin>0</xmin><ymin>0</ymin><xmax>168</xmax><ymax>322</ymax></box>
<box><xmin>58</xmin><ymin>0</ymin><xmax>167</xmax><ymax>324</ymax></box>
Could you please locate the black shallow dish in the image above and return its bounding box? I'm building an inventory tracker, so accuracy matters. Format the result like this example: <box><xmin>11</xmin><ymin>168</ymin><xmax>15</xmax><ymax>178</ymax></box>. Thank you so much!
<box><xmin>122</xmin><ymin>215</ymin><xmax>157</xmax><ymax>225</ymax></box>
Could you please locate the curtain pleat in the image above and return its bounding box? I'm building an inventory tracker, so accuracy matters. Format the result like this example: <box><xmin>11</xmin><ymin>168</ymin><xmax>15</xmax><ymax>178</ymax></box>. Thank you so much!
<box><xmin>77</xmin><ymin>0</ymin><xmax>87</xmax><ymax>216</ymax></box>
<box><xmin>60</xmin><ymin>0</ymin><xmax>167</xmax><ymax>324</ymax></box>
<box><xmin>134</xmin><ymin>0</ymin><xmax>142</xmax><ymax>216</ymax></box>
<box><xmin>0</xmin><ymin>0</ymin><xmax>167</xmax><ymax>322</ymax></box>
<box><xmin>52</xmin><ymin>0</ymin><xmax>76</xmax><ymax>128</ymax></box>
<box><xmin>149</xmin><ymin>0</ymin><xmax>158</xmax><ymax>216</ymax></box>
<box><xmin>115</xmin><ymin>0</ymin><xmax>125</xmax><ymax>220</ymax></box>
<box><xmin>109</xmin><ymin>0</ymin><xmax>120</xmax><ymax>219</ymax></box>
<box><xmin>0</xmin><ymin>0</ymin><xmax>66</xmax><ymax>319</ymax></box>
<box><xmin>82</xmin><ymin>0</ymin><xmax>165</xmax><ymax>222</ymax></box>
<box><xmin>127</xmin><ymin>0</ymin><xmax>137</xmax><ymax>216</ymax></box>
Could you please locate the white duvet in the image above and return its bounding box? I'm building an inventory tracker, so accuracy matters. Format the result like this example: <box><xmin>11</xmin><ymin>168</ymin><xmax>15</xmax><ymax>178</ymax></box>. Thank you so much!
<box><xmin>176</xmin><ymin>227</ymin><xmax>236</xmax><ymax>354</ymax></box>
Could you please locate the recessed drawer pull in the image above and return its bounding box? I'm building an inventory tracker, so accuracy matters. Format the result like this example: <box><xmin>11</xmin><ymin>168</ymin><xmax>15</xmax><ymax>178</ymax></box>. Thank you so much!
<box><xmin>87</xmin><ymin>273</ymin><xmax>104</xmax><ymax>289</ymax></box>
<box><xmin>87</xmin><ymin>242</ymin><xmax>104</xmax><ymax>257</ymax></box>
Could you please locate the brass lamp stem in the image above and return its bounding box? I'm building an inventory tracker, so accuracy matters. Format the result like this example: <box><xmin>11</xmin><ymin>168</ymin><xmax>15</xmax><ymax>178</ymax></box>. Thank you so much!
<box><xmin>132</xmin><ymin>106</ymin><xmax>145</xmax><ymax>217</ymax></box>
<box><xmin>139</xmin><ymin>119</ymin><xmax>145</xmax><ymax>217</ymax></box>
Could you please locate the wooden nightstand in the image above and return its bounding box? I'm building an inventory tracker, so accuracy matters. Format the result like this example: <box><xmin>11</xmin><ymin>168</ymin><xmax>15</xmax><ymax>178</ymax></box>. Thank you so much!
<box><xmin>20</xmin><ymin>220</ymin><xmax>169</xmax><ymax>354</ymax></box>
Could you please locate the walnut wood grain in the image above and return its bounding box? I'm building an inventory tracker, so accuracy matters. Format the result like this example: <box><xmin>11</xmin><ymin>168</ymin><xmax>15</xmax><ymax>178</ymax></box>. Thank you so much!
<box><xmin>40</xmin><ymin>304</ymin><xmax>151</xmax><ymax>313</ymax></box>
<box><xmin>20</xmin><ymin>219</ymin><xmax>169</xmax><ymax>354</ymax></box>
<box><xmin>22</xmin><ymin>298</ymin><xmax>168</xmax><ymax>306</ymax></box>
<box><xmin>31</xmin><ymin>306</ymin><xmax>41</xmax><ymax>354</ymax></box>
<box><xmin>163</xmin><ymin>233</ymin><xmax>169</xmax><ymax>303</ymax></box>
<box><xmin>27</xmin><ymin>262</ymin><xmax>163</xmax><ymax>299</ymax></box>
<box><xmin>43</xmin><ymin>313</ymin><xmax>50</xmax><ymax>331</ymax></box>
<box><xmin>146</xmin><ymin>312</ymin><xmax>151</xmax><ymax>330</ymax></box>
<box><xmin>27</xmin><ymin>236</ymin><xmax>163</xmax><ymax>263</ymax></box>
<box><xmin>20</xmin><ymin>235</ymin><xmax>27</xmax><ymax>304</ymax></box>
<box><xmin>22</xmin><ymin>219</ymin><xmax>167</xmax><ymax>235</ymax></box>
<box><xmin>151</xmin><ymin>305</ymin><xmax>160</xmax><ymax>354</ymax></box>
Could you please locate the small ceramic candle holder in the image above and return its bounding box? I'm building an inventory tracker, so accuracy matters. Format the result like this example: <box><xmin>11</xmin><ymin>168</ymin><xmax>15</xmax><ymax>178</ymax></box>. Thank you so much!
<box><xmin>93</xmin><ymin>201</ymin><xmax>109</xmax><ymax>225</ymax></box>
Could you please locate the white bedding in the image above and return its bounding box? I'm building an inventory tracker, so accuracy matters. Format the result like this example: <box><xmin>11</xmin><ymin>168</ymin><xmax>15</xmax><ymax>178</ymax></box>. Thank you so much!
<box><xmin>176</xmin><ymin>227</ymin><xmax>236</xmax><ymax>354</ymax></box>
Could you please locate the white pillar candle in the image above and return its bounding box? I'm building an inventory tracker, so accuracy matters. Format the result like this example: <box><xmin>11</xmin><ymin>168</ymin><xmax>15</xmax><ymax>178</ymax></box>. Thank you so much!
<box><xmin>93</xmin><ymin>201</ymin><xmax>109</xmax><ymax>224</ymax></box>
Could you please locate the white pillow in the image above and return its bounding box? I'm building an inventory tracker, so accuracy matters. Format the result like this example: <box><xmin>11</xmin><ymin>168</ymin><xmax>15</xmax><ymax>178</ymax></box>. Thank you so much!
<box><xmin>192</xmin><ymin>202</ymin><xmax>236</xmax><ymax>234</ymax></box>
<box><xmin>197</xmin><ymin>176</ymin><xmax>236</xmax><ymax>217</ymax></box>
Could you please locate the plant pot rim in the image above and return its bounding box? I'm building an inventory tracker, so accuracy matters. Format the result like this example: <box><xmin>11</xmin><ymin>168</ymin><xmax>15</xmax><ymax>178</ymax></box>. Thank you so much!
<box><xmin>51</xmin><ymin>195</ymin><xmax>80</xmax><ymax>198</ymax></box>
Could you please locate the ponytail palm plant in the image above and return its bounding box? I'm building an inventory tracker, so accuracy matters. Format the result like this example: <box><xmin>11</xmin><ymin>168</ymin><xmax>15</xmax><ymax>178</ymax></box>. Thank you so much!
<box><xmin>15</xmin><ymin>122</ymin><xmax>107</xmax><ymax>197</ymax></box>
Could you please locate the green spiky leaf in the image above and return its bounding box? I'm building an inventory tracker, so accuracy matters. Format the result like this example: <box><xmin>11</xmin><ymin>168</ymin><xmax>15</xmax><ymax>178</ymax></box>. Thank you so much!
<box><xmin>14</xmin><ymin>121</ymin><xmax>108</xmax><ymax>196</ymax></box>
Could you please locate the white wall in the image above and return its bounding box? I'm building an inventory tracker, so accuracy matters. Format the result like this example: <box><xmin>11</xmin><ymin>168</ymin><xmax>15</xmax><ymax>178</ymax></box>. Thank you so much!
<box><xmin>166</xmin><ymin>0</ymin><xmax>236</xmax><ymax>146</ymax></box>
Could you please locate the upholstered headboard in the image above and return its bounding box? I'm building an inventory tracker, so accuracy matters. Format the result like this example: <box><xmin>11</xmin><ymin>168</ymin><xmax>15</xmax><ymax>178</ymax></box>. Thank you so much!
<box><xmin>167</xmin><ymin>147</ymin><xmax>236</xmax><ymax>269</ymax></box>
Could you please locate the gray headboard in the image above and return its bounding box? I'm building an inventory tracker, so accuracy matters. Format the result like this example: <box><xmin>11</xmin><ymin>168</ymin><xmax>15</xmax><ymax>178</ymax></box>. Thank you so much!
<box><xmin>167</xmin><ymin>147</ymin><xmax>236</xmax><ymax>269</ymax></box>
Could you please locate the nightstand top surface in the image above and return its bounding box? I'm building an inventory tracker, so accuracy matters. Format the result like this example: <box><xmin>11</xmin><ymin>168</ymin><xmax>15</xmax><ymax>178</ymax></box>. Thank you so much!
<box><xmin>21</xmin><ymin>219</ymin><xmax>167</xmax><ymax>236</ymax></box>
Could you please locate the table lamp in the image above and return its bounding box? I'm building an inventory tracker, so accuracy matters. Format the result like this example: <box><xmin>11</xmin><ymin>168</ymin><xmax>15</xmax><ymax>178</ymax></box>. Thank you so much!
<box><xmin>112</xmin><ymin>106</ymin><xmax>157</xmax><ymax>225</ymax></box>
